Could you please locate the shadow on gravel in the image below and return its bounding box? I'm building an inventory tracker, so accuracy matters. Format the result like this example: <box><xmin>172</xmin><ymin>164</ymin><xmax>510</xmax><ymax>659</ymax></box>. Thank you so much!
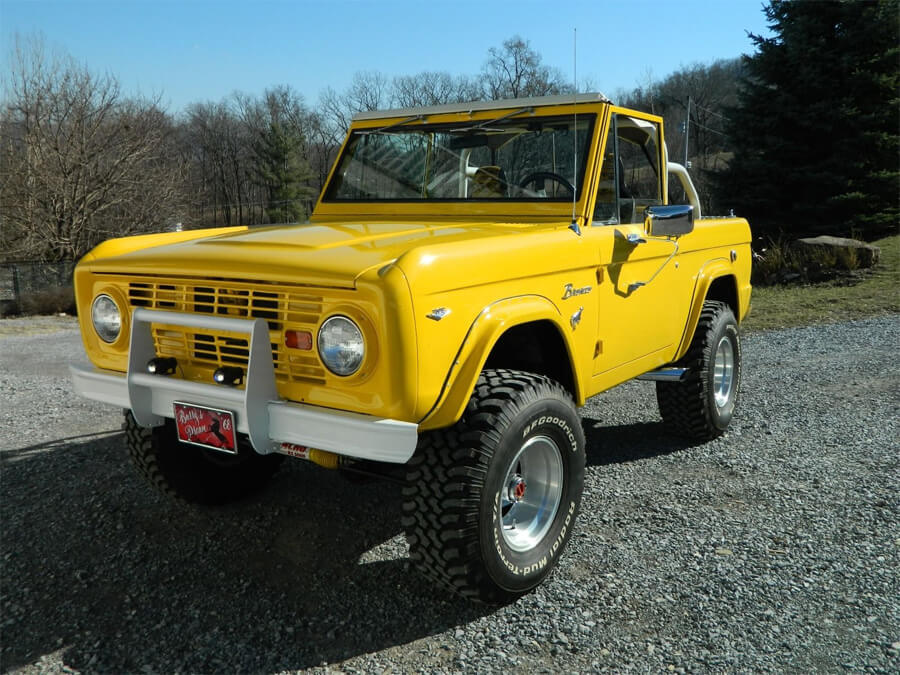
<box><xmin>1</xmin><ymin>434</ymin><xmax>489</xmax><ymax>673</ymax></box>
<box><xmin>581</xmin><ymin>416</ymin><xmax>699</xmax><ymax>467</ymax></box>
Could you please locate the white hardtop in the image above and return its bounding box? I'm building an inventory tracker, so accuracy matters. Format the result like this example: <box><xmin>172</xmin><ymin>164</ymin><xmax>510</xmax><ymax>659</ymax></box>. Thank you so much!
<box><xmin>351</xmin><ymin>92</ymin><xmax>611</xmax><ymax>122</ymax></box>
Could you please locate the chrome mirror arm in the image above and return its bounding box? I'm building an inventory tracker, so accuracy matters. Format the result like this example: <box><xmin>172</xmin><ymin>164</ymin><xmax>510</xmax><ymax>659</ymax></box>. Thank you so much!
<box><xmin>628</xmin><ymin>238</ymin><xmax>679</xmax><ymax>293</ymax></box>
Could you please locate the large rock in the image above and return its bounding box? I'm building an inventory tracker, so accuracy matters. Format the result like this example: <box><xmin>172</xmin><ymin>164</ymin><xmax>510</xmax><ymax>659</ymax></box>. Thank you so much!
<box><xmin>795</xmin><ymin>235</ymin><xmax>881</xmax><ymax>269</ymax></box>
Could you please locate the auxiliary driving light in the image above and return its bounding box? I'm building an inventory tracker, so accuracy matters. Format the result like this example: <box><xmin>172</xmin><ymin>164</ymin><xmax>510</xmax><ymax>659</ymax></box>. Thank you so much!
<box><xmin>213</xmin><ymin>366</ymin><xmax>244</xmax><ymax>386</ymax></box>
<box><xmin>146</xmin><ymin>357</ymin><xmax>177</xmax><ymax>375</ymax></box>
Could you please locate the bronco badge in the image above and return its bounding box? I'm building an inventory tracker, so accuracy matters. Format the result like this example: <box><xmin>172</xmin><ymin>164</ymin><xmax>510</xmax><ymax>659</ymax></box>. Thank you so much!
<box><xmin>562</xmin><ymin>283</ymin><xmax>591</xmax><ymax>299</ymax></box>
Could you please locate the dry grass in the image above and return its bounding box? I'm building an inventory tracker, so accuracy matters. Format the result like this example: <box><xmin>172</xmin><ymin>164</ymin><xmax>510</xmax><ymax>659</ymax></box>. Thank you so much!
<box><xmin>1</xmin><ymin>286</ymin><xmax>76</xmax><ymax>318</ymax></box>
<box><xmin>0</xmin><ymin>314</ymin><xmax>79</xmax><ymax>336</ymax></box>
<box><xmin>744</xmin><ymin>234</ymin><xmax>900</xmax><ymax>332</ymax></box>
<box><xmin>751</xmin><ymin>236</ymin><xmax>873</xmax><ymax>286</ymax></box>
<box><xmin>19</xmin><ymin>286</ymin><xmax>76</xmax><ymax>316</ymax></box>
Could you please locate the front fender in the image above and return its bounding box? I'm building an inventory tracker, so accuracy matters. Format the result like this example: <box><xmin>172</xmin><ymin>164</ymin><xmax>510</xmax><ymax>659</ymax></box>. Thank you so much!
<box><xmin>674</xmin><ymin>259</ymin><xmax>741</xmax><ymax>361</ymax></box>
<box><xmin>419</xmin><ymin>295</ymin><xmax>578</xmax><ymax>430</ymax></box>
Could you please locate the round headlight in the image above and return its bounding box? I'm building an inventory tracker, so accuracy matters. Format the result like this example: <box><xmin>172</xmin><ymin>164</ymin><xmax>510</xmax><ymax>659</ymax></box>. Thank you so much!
<box><xmin>317</xmin><ymin>315</ymin><xmax>365</xmax><ymax>376</ymax></box>
<box><xmin>91</xmin><ymin>294</ymin><xmax>122</xmax><ymax>343</ymax></box>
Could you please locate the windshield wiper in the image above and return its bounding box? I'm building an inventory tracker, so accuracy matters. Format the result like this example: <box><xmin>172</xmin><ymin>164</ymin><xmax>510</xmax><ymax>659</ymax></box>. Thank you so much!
<box><xmin>449</xmin><ymin>106</ymin><xmax>533</xmax><ymax>133</ymax></box>
<box><xmin>358</xmin><ymin>114</ymin><xmax>427</xmax><ymax>135</ymax></box>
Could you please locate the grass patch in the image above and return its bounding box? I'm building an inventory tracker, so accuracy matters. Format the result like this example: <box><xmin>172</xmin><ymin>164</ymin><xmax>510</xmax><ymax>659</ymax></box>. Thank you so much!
<box><xmin>744</xmin><ymin>234</ymin><xmax>900</xmax><ymax>332</ymax></box>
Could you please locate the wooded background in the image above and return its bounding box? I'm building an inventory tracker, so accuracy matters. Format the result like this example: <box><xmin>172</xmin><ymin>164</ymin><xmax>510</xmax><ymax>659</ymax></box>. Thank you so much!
<box><xmin>1</xmin><ymin>0</ymin><xmax>897</xmax><ymax>264</ymax></box>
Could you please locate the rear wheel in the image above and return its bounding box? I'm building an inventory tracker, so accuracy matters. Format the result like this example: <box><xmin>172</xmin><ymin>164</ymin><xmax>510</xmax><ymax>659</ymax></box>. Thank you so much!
<box><xmin>402</xmin><ymin>369</ymin><xmax>585</xmax><ymax>603</ymax></box>
<box><xmin>124</xmin><ymin>411</ymin><xmax>283</xmax><ymax>505</ymax></box>
<box><xmin>656</xmin><ymin>300</ymin><xmax>742</xmax><ymax>440</ymax></box>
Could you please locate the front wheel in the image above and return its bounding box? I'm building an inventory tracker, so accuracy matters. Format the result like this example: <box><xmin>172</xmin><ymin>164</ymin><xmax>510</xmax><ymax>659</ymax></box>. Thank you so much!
<box><xmin>124</xmin><ymin>412</ymin><xmax>283</xmax><ymax>505</ymax></box>
<box><xmin>402</xmin><ymin>369</ymin><xmax>585</xmax><ymax>604</ymax></box>
<box><xmin>656</xmin><ymin>300</ymin><xmax>742</xmax><ymax>440</ymax></box>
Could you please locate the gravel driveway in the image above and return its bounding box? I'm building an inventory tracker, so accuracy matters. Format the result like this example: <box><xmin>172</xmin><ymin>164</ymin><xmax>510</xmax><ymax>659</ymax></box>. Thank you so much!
<box><xmin>2</xmin><ymin>315</ymin><xmax>898</xmax><ymax>674</ymax></box>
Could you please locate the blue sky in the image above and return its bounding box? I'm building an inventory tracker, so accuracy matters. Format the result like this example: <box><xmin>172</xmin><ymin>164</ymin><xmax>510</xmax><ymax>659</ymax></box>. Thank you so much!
<box><xmin>0</xmin><ymin>0</ymin><xmax>772</xmax><ymax>114</ymax></box>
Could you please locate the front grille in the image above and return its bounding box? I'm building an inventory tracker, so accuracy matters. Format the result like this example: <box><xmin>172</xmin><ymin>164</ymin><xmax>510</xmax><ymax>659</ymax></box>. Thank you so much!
<box><xmin>126</xmin><ymin>277</ymin><xmax>327</xmax><ymax>384</ymax></box>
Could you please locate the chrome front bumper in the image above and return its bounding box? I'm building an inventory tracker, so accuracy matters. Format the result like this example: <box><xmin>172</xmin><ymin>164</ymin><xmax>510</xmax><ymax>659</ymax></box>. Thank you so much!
<box><xmin>70</xmin><ymin>308</ymin><xmax>418</xmax><ymax>464</ymax></box>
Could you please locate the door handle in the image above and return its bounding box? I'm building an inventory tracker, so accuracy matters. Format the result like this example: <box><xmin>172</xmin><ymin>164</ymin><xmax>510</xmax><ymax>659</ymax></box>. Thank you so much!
<box><xmin>626</xmin><ymin>232</ymin><xmax>646</xmax><ymax>245</ymax></box>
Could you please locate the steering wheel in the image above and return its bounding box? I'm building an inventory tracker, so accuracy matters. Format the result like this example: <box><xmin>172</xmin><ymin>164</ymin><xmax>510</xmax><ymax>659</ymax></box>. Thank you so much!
<box><xmin>519</xmin><ymin>171</ymin><xmax>575</xmax><ymax>197</ymax></box>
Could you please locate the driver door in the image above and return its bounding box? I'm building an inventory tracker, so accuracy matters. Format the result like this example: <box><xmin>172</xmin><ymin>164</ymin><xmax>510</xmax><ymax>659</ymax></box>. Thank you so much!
<box><xmin>588</xmin><ymin>112</ymin><xmax>684</xmax><ymax>379</ymax></box>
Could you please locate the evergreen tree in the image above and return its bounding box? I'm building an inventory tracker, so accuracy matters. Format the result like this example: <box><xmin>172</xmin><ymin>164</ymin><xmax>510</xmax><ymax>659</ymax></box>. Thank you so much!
<box><xmin>718</xmin><ymin>0</ymin><xmax>899</xmax><ymax>239</ymax></box>
<box><xmin>254</xmin><ymin>121</ymin><xmax>316</xmax><ymax>224</ymax></box>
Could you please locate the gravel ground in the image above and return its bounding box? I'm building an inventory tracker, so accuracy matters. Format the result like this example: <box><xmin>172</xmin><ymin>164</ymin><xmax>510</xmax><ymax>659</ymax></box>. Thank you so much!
<box><xmin>1</xmin><ymin>314</ymin><xmax>898</xmax><ymax>674</ymax></box>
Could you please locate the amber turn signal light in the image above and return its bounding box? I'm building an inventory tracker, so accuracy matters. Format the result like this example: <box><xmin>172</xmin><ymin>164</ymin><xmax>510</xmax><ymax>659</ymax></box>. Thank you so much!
<box><xmin>284</xmin><ymin>330</ymin><xmax>312</xmax><ymax>350</ymax></box>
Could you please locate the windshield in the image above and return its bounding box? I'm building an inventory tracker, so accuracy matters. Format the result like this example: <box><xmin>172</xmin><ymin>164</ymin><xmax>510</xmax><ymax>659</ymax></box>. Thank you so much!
<box><xmin>324</xmin><ymin>114</ymin><xmax>595</xmax><ymax>202</ymax></box>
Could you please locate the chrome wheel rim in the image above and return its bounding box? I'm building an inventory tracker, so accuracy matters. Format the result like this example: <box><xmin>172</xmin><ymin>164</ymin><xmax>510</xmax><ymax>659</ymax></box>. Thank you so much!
<box><xmin>500</xmin><ymin>435</ymin><xmax>563</xmax><ymax>552</ymax></box>
<box><xmin>713</xmin><ymin>335</ymin><xmax>735</xmax><ymax>409</ymax></box>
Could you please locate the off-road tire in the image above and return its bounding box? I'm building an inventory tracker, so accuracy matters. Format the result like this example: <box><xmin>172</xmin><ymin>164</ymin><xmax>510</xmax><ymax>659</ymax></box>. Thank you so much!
<box><xmin>402</xmin><ymin>369</ymin><xmax>585</xmax><ymax>604</ymax></box>
<box><xmin>124</xmin><ymin>411</ymin><xmax>283</xmax><ymax>505</ymax></box>
<box><xmin>656</xmin><ymin>300</ymin><xmax>741</xmax><ymax>440</ymax></box>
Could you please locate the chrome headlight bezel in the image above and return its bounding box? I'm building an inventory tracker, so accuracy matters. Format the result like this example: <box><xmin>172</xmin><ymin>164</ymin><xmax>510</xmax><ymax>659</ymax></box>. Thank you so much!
<box><xmin>317</xmin><ymin>315</ymin><xmax>365</xmax><ymax>377</ymax></box>
<box><xmin>91</xmin><ymin>294</ymin><xmax>122</xmax><ymax>343</ymax></box>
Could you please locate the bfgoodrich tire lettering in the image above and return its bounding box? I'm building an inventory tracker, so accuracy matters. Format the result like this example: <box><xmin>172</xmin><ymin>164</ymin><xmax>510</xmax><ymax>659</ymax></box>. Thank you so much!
<box><xmin>124</xmin><ymin>411</ymin><xmax>283</xmax><ymax>505</ymax></box>
<box><xmin>402</xmin><ymin>369</ymin><xmax>586</xmax><ymax>604</ymax></box>
<box><xmin>656</xmin><ymin>300</ymin><xmax>742</xmax><ymax>440</ymax></box>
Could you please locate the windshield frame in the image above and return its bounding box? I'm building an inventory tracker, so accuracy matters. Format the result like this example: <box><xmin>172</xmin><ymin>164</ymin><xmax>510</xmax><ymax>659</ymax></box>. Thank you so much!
<box><xmin>314</xmin><ymin>103</ymin><xmax>607</xmax><ymax>221</ymax></box>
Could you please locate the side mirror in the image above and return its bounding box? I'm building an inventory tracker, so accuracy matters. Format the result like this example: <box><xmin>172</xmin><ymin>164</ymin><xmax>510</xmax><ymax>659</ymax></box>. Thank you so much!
<box><xmin>645</xmin><ymin>204</ymin><xmax>694</xmax><ymax>237</ymax></box>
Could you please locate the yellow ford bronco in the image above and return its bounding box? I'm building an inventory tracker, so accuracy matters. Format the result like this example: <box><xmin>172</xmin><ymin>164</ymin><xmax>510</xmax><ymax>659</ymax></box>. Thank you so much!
<box><xmin>71</xmin><ymin>93</ymin><xmax>751</xmax><ymax>603</ymax></box>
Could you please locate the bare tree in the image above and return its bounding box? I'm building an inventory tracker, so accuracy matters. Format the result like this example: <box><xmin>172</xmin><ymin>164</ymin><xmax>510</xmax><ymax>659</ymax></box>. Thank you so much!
<box><xmin>308</xmin><ymin>37</ymin><xmax>573</xmax><ymax>194</ymax></box>
<box><xmin>345</xmin><ymin>70</ymin><xmax>390</xmax><ymax>113</ymax></box>
<box><xmin>654</xmin><ymin>60</ymin><xmax>740</xmax><ymax>166</ymax></box>
<box><xmin>391</xmin><ymin>71</ymin><xmax>481</xmax><ymax>107</ymax></box>
<box><xmin>616</xmin><ymin>59</ymin><xmax>741</xmax><ymax>213</ymax></box>
<box><xmin>481</xmin><ymin>36</ymin><xmax>569</xmax><ymax>100</ymax></box>
<box><xmin>182</xmin><ymin>100</ymin><xmax>251</xmax><ymax>227</ymax></box>
<box><xmin>317</xmin><ymin>86</ymin><xmax>352</xmax><ymax>144</ymax></box>
<box><xmin>313</xmin><ymin>71</ymin><xmax>394</xmax><ymax>191</ymax></box>
<box><xmin>317</xmin><ymin>71</ymin><xmax>391</xmax><ymax>147</ymax></box>
<box><xmin>304</xmin><ymin>110</ymin><xmax>339</xmax><ymax>194</ymax></box>
<box><xmin>180</xmin><ymin>86</ymin><xmax>321</xmax><ymax>227</ymax></box>
<box><xmin>0</xmin><ymin>35</ymin><xmax>185</xmax><ymax>262</ymax></box>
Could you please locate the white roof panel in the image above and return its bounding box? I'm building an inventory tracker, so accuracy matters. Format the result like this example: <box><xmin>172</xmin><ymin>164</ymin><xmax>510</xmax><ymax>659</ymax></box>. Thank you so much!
<box><xmin>351</xmin><ymin>92</ymin><xmax>611</xmax><ymax>122</ymax></box>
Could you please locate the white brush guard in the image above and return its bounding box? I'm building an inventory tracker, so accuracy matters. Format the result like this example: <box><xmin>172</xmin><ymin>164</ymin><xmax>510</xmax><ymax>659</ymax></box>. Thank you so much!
<box><xmin>70</xmin><ymin>308</ymin><xmax>418</xmax><ymax>463</ymax></box>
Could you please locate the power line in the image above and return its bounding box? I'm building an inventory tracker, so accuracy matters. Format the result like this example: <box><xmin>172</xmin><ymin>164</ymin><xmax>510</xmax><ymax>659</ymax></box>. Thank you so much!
<box><xmin>691</xmin><ymin>101</ymin><xmax>731</xmax><ymax>122</ymax></box>
<box><xmin>690</xmin><ymin>119</ymin><xmax>727</xmax><ymax>137</ymax></box>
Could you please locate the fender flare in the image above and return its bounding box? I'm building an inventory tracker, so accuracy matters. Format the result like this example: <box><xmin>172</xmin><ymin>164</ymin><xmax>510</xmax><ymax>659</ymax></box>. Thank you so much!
<box><xmin>674</xmin><ymin>259</ymin><xmax>738</xmax><ymax>361</ymax></box>
<box><xmin>419</xmin><ymin>294</ymin><xmax>579</xmax><ymax>430</ymax></box>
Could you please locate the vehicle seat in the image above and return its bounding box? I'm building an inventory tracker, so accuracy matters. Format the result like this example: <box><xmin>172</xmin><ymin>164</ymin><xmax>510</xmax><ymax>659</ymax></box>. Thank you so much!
<box><xmin>470</xmin><ymin>166</ymin><xmax>507</xmax><ymax>198</ymax></box>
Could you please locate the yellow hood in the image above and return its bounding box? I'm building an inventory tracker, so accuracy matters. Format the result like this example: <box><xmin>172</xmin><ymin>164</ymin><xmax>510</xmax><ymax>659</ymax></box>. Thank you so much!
<box><xmin>83</xmin><ymin>221</ymin><xmax>545</xmax><ymax>288</ymax></box>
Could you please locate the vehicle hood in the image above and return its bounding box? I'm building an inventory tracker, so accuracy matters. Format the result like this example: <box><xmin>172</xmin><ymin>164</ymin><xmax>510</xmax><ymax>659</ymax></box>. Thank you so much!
<box><xmin>83</xmin><ymin>221</ymin><xmax>553</xmax><ymax>288</ymax></box>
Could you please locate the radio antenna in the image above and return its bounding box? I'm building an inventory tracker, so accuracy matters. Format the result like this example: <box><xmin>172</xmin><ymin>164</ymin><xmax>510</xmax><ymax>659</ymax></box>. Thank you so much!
<box><xmin>569</xmin><ymin>28</ymin><xmax>581</xmax><ymax>235</ymax></box>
